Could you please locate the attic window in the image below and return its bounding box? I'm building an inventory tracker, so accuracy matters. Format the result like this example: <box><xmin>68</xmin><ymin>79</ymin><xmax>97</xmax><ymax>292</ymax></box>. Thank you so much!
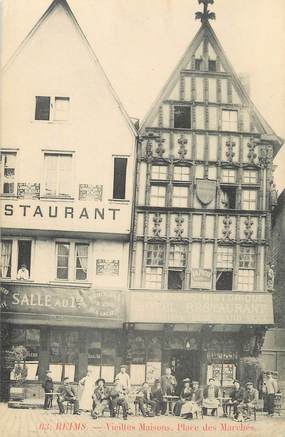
<box><xmin>208</xmin><ymin>60</ymin><xmax>217</xmax><ymax>72</ymax></box>
<box><xmin>174</xmin><ymin>106</ymin><xmax>191</xmax><ymax>129</ymax></box>
<box><xmin>195</xmin><ymin>59</ymin><xmax>203</xmax><ymax>71</ymax></box>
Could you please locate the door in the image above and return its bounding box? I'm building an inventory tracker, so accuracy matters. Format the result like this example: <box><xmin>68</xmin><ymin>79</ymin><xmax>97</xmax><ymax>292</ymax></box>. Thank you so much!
<box><xmin>171</xmin><ymin>350</ymin><xmax>200</xmax><ymax>393</ymax></box>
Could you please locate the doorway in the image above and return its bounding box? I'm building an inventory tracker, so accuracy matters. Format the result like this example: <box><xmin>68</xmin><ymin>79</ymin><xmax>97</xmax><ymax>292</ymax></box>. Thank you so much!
<box><xmin>170</xmin><ymin>350</ymin><xmax>200</xmax><ymax>393</ymax></box>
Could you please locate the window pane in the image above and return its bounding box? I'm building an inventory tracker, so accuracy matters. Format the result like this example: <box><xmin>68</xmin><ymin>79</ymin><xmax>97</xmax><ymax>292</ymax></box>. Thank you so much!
<box><xmin>243</xmin><ymin>170</ymin><xmax>258</xmax><ymax>184</ymax></box>
<box><xmin>242</xmin><ymin>190</ymin><xmax>257</xmax><ymax>210</ymax></box>
<box><xmin>145</xmin><ymin>267</ymin><xmax>163</xmax><ymax>289</ymax></box>
<box><xmin>54</xmin><ymin>97</ymin><xmax>70</xmax><ymax>121</ymax></box>
<box><xmin>217</xmin><ymin>247</ymin><xmax>233</xmax><ymax>269</ymax></box>
<box><xmin>173</xmin><ymin>166</ymin><xmax>190</xmax><ymax>181</ymax></box>
<box><xmin>169</xmin><ymin>245</ymin><xmax>186</xmax><ymax>267</ymax></box>
<box><xmin>44</xmin><ymin>154</ymin><xmax>72</xmax><ymax>197</ymax></box>
<box><xmin>237</xmin><ymin>269</ymin><xmax>255</xmax><ymax>291</ymax></box>
<box><xmin>239</xmin><ymin>247</ymin><xmax>256</xmax><ymax>269</ymax></box>
<box><xmin>150</xmin><ymin>186</ymin><xmax>166</xmax><ymax>207</ymax></box>
<box><xmin>1</xmin><ymin>152</ymin><xmax>16</xmax><ymax>194</ymax></box>
<box><xmin>0</xmin><ymin>240</ymin><xmax>12</xmax><ymax>278</ymax></box>
<box><xmin>17</xmin><ymin>241</ymin><xmax>31</xmax><ymax>276</ymax></box>
<box><xmin>35</xmin><ymin>96</ymin><xmax>50</xmax><ymax>120</ymax></box>
<box><xmin>208</xmin><ymin>60</ymin><xmax>217</xmax><ymax>72</ymax></box>
<box><xmin>151</xmin><ymin>165</ymin><xmax>168</xmax><ymax>180</ymax></box>
<box><xmin>113</xmin><ymin>158</ymin><xmax>127</xmax><ymax>199</ymax></box>
<box><xmin>146</xmin><ymin>244</ymin><xmax>165</xmax><ymax>266</ymax></box>
<box><xmin>221</xmin><ymin>169</ymin><xmax>236</xmax><ymax>184</ymax></box>
<box><xmin>56</xmin><ymin>243</ymin><xmax>69</xmax><ymax>280</ymax></box>
<box><xmin>172</xmin><ymin>186</ymin><xmax>188</xmax><ymax>207</ymax></box>
<box><xmin>174</xmin><ymin>106</ymin><xmax>191</xmax><ymax>129</ymax></box>
<box><xmin>75</xmin><ymin>244</ymin><xmax>88</xmax><ymax>280</ymax></box>
<box><xmin>222</xmin><ymin>110</ymin><xmax>238</xmax><ymax>131</ymax></box>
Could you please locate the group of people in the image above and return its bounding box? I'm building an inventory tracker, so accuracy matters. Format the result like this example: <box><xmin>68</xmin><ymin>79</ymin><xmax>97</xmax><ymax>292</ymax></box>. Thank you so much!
<box><xmin>41</xmin><ymin>366</ymin><xmax>280</xmax><ymax>421</ymax></box>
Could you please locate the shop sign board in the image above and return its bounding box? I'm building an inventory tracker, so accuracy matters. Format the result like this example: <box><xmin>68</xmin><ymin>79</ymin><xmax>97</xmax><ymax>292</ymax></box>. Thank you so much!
<box><xmin>3</xmin><ymin>284</ymin><xmax>124</xmax><ymax>320</ymax></box>
<box><xmin>191</xmin><ymin>268</ymin><xmax>212</xmax><ymax>289</ymax></box>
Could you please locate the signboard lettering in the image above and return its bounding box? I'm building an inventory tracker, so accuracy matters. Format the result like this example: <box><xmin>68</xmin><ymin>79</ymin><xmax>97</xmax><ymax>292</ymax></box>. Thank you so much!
<box><xmin>191</xmin><ymin>268</ymin><xmax>212</xmax><ymax>289</ymax></box>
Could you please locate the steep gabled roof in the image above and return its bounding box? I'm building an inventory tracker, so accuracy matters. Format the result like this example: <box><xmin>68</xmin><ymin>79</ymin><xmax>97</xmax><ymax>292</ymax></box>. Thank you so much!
<box><xmin>2</xmin><ymin>0</ymin><xmax>137</xmax><ymax>137</ymax></box>
<box><xmin>139</xmin><ymin>21</ymin><xmax>283</xmax><ymax>155</ymax></box>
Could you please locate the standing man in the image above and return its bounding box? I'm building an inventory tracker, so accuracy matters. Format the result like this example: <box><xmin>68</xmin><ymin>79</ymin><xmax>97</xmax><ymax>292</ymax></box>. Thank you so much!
<box><xmin>42</xmin><ymin>370</ymin><xmax>54</xmax><ymax>409</ymax></box>
<box><xmin>57</xmin><ymin>377</ymin><xmax>80</xmax><ymax>415</ymax></box>
<box><xmin>115</xmin><ymin>365</ymin><xmax>131</xmax><ymax>393</ymax></box>
<box><xmin>161</xmin><ymin>367</ymin><xmax>177</xmax><ymax>414</ymax></box>
<box><xmin>263</xmin><ymin>371</ymin><xmax>278</xmax><ymax>417</ymax></box>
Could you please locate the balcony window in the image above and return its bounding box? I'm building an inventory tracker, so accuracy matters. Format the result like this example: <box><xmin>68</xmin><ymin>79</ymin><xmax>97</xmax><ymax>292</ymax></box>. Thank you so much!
<box><xmin>0</xmin><ymin>152</ymin><xmax>16</xmax><ymax>195</ymax></box>
<box><xmin>150</xmin><ymin>185</ymin><xmax>166</xmax><ymax>207</ymax></box>
<box><xmin>222</xmin><ymin>110</ymin><xmax>238</xmax><ymax>131</ymax></box>
<box><xmin>44</xmin><ymin>153</ymin><xmax>73</xmax><ymax>198</ymax></box>
<box><xmin>174</xmin><ymin>106</ymin><xmax>191</xmax><ymax>129</ymax></box>
<box><xmin>172</xmin><ymin>186</ymin><xmax>188</xmax><ymax>207</ymax></box>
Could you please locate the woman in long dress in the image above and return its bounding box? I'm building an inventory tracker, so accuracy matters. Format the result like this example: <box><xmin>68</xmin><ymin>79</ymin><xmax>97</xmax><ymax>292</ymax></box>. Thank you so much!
<box><xmin>79</xmin><ymin>371</ymin><xmax>95</xmax><ymax>411</ymax></box>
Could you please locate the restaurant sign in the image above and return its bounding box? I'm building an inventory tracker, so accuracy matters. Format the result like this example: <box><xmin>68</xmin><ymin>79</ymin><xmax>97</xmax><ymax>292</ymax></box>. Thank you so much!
<box><xmin>3</xmin><ymin>284</ymin><xmax>124</xmax><ymax>320</ymax></box>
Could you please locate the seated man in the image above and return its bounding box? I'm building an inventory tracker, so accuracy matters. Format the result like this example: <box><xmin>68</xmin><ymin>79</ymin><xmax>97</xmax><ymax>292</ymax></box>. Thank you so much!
<box><xmin>57</xmin><ymin>377</ymin><xmax>80</xmax><ymax>415</ymax></box>
<box><xmin>202</xmin><ymin>378</ymin><xmax>220</xmax><ymax>416</ymax></box>
<box><xmin>136</xmin><ymin>382</ymin><xmax>156</xmax><ymax>417</ymax></box>
<box><xmin>181</xmin><ymin>381</ymin><xmax>203</xmax><ymax>419</ymax></box>
<box><xmin>236</xmin><ymin>382</ymin><xmax>258</xmax><ymax>421</ymax></box>
<box><xmin>226</xmin><ymin>380</ymin><xmax>244</xmax><ymax>419</ymax></box>
<box><xmin>174</xmin><ymin>378</ymin><xmax>192</xmax><ymax>416</ymax></box>
<box><xmin>151</xmin><ymin>379</ymin><xmax>165</xmax><ymax>416</ymax></box>
<box><xmin>109</xmin><ymin>378</ymin><xmax>128</xmax><ymax>420</ymax></box>
<box><xmin>161</xmin><ymin>367</ymin><xmax>177</xmax><ymax>414</ymax></box>
<box><xmin>91</xmin><ymin>378</ymin><xmax>111</xmax><ymax>419</ymax></box>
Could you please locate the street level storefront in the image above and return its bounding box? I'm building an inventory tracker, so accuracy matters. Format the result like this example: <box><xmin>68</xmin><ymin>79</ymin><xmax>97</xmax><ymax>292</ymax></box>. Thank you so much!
<box><xmin>0</xmin><ymin>283</ymin><xmax>125</xmax><ymax>400</ymax></box>
<box><xmin>125</xmin><ymin>290</ymin><xmax>274</xmax><ymax>390</ymax></box>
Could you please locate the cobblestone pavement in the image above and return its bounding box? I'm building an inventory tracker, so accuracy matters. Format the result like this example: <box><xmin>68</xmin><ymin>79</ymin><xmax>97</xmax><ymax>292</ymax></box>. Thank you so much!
<box><xmin>1</xmin><ymin>404</ymin><xmax>284</xmax><ymax>437</ymax></box>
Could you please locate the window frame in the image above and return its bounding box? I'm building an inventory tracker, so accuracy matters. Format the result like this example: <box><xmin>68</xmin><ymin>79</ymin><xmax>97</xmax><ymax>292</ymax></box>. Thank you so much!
<box><xmin>221</xmin><ymin>168</ymin><xmax>236</xmax><ymax>184</ymax></box>
<box><xmin>222</xmin><ymin>109</ymin><xmax>238</xmax><ymax>132</ymax></box>
<box><xmin>242</xmin><ymin>189</ymin><xmax>257</xmax><ymax>210</ymax></box>
<box><xmin>0</xmin><ymin>238</ymin><xmax>34</xmax><ymax>280</ymax></box>
<box><xmin>172</xmin><ymin>185</ymin><xmax>189</xmax><ymax>208</ymax></box>
<box><xmin>237</xmin><ymin>269</ymin><xmax>255</xmax><ymax>291</ymax></box>
<box><xmin>149</xmin><ymin>184</ymin><xmax>166</xmax><ymax>207</ymax></box>
<box><xmin>34</xmin><ymin>96</ymin><xmax>70</xmax><ymax>122</ymax></box>
<box><xmin>112</xmin><ymin>156</ymin><xmax>128</xmax><ymax>200</ymax></box>
<box><xmin>42</xmin><ymin>151</ymin><xmax>74</xmax><ymax>199</ymax></box>
<box><xmin>0</xmin><ymin>150</ymin><xmax>18</xmax><ymax>196</ymax></box>
<box><xmin>173</xmin><ymin>166</ymin><xmax>190</xmax><ymax>182</ymax></box>
<box><xmin>173</xmin><ymin>105</ymin><xmax>192</xmax><ymax>129</ymax></box>
<box><xmin>151</xmin><ymin>165</ymin><xmax>168</xmax><ymax>181</ymax></box>
<box><xmin>243</xmin><ymin>170</ymin><xmax>258</xmax><ymax>185</ymax></box>
<box><xmin>216</xmin><ymin>246</ymin><xmax>234</xmax><ymax>270</ymax></box>
<box><xmin>55</xmin><ymin>241</ymin><xmax>90</xmax><ymax>282</ymax></box>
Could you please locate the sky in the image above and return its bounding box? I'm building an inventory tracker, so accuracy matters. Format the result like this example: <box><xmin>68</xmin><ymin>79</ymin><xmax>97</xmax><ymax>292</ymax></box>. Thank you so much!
<box><xmin>1</xmin><ymin>0</ymin><xmax>285</xmax><ymax>191</ymax></box>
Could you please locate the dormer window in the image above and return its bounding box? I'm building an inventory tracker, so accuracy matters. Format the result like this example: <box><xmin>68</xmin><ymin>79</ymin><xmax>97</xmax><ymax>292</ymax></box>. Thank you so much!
<box><xmin>208</xmin><ymin>60</ymin><xmax>217</xmax><ymax>72</ymax></box>
<box><xmin>195</xmin><ymin>59</ymin><xmax>203</xmax><ymax>71</ymax></box>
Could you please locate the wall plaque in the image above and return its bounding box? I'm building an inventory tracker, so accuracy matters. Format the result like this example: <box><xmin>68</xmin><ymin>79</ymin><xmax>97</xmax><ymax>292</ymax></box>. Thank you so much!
<box><xmin>96</xmin><ymin>259</ymin><xmax>120</xmax><ymax>276</ymax></box>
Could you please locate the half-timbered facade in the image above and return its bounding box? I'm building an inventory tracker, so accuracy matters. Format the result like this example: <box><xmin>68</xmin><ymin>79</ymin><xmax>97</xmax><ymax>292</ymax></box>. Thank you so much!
<box><xmin>127</xmin><ymin>1</ymin><xmax>283</xmax><ymax>387</ymax></box>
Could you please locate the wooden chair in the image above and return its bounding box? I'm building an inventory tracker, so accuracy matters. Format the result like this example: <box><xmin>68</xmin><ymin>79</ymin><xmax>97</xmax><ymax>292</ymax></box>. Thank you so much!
<box><xmin>64</xmin><ymin>400</ymin><xmax>74</xmax><ymax>414</ymax></box>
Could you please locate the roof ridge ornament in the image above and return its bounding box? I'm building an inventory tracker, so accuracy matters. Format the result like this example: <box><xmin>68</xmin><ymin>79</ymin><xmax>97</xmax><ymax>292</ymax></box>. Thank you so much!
<box><xmin>195</xmin><ymin>0</ymin><xmax>216</xmax><ymax>24</ymax></box>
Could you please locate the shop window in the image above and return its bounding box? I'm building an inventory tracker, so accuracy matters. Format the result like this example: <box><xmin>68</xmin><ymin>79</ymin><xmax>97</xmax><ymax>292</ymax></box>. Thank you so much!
<box><xmin>35</xmin><ymin>96</ymin><xmax>70</xmax><ymax>121</ymax></box>
<box><xmin>44</xmin><ymin>153</ymin><xmax>73</xmax><ymax>198</ymax></box>
<box><xmin>216</xmin><ymin>271</ymin><xmax>233</xmax><ymax>290</ymax></box>
<box><xmin>221</xmin><ymin>187</ymin><xmax>236</xmax><ymax>209</ymax></box>
<box><xmin>0</xmin><ymin>240</ymin><xmax>12</xmax><ymax>278</ymax></box>
<box><xmin>10</xmin><ymin>328</ymin><xmax>40</xmax><ymax>381</ymax></box>
<box><xmin>243</xmin><ymin>170</ymin><xmax>258</xmax><ymax>184</ymax></box>
<box><xmin>17</xmin><ymin>240</ymin><xmax>31</xmax><ymax>278</ymax></box>
<box><xmin>173</xmin><ymin>166</ymin><xmax>190</xmax><ymax>182</ymax></box>
<box><xmin>237</xmin><ymin>269</ymin><xmax>255</xmax><ymax>291</ymax></box>
<box><xmin>150</xmin><ymin>185</ymin><xmax>166</xmax><ymax>207</ymax></box>
<box><xmin>172</xmin><ymin>186</ymin><xmax>188</xmax><ymax>207</ymax></box>
<box><xmin>222</xmin><ymin>110</ymin><xmax>238</xmax><ymax>131</ymax></box>
<box><xmin>87</xmin><ymin>330</ymin><xmax>116</xmax><ymax>383</ymax></box>
<box><xmin>208</xmin><ymin>60</ymin><xmax>217</xmax><ymax>72</ymax></box>
<box><xmin>56</xmin><ymin>243</ymin><xmax>70</xmax><ymax>280</ymax></box>
<box><xmin>50</xmin><ymin>329</ymin><xmax>79</xmax><ymax>382</ymax></box>
<box><xmin>221</xmin><ymin>169</ymin><xmax>236</xmax><ymax>184</ymax></box>
<box><xmin>75</xmin><ymin>243</ymin><xmax>88</xmax><ymax>280</ymax></box>
<box><xmin>151</xmin><ymin>165</ymin><xmax>168</xmax><ymax>180</ymax></box>
<box><xmin>242</xmin><ymin>189</ymin><xmax>257</xmax><ymax>210</ymax></box>
<box><xmin>168</xmin><ymin>269</ymin><xmax>184</xmax><ymax>290</ymax></box>
<box><xmin>113</xmin><ymin>157</ymin><xmax>128</xmax><ymax>200</ymax></box>
<box><xmin>174</xmin><ymin>106</ymin><xmax>191</xmax><ymax>129</ymax></box>
<box><xmin>145</xmin><ymin>267</ymin><xmax>163</xmax><ymax>289</ymax></box>
<box><xmin>0</xmin><ymin>151</ymin><xmax>17</xmax><ymax>194</ymax></box>
<box><xmin>195</xmin><ymin>59</ymin><xmax>202</xmax><ymax>71</ymax></box>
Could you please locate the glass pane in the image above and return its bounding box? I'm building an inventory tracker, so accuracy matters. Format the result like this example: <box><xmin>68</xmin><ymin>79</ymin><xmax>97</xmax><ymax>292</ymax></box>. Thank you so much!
<box><xmin>35</xmin><ymin>96</ymin><xmax>50</xmax><ymax>120</ymax></box>
<box><xmin>57</xmin><ymin>268</ymin><xmax>68</xmax><ymax>279</ymax></box>
<box><xmin>57</xmin><ymin>243</ymin><xmax>70</xmax><ymax>256</ymax></box>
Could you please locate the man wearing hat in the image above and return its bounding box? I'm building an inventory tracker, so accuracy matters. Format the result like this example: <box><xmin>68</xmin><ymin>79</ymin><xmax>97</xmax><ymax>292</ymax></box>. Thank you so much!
<box><xmin>115</xmin><ymin>365</ymin><xmax>131</xmax><ymax>393</ymax></box>
<box><xmin>91</xmin><ymin>378</ymin><xmax>111</xmax><ymax>419</ymax></box>
<box><xmin>151</xmin><ymin>379</ymin><xmax>165</xmax><ymax>415</ymax></box>
<box><xmin>263</xmin><ymin>371</ymin><xmax>278</xmax><ymax>416</ymax></box>
<box><xmin>109</xmin><ymin>378</ymin><xmax>128</xmax><ymax>420</ymax></box>
<box><xmin>42</xmin><ymin>370</ymin><xmax>54</xmax><ymax>409</ymax></box>
<box><xmin>57</xmin><ymin>377</ymin><xmax>80</xmax><ymax>415</ymax></box>
<box><xmin>236</xmin><ymin>382</ymin><xmax>258</xmax><ymax>421</ymax></box>
<box><xmin>136</xmin><ymin>382</ymin><xmax>157</xmax><ymax>417</ymax></box>
<box><xmin>226</xmin><ymin>380</ymin><xmax>244</xmax><ymax>419</ymax></box>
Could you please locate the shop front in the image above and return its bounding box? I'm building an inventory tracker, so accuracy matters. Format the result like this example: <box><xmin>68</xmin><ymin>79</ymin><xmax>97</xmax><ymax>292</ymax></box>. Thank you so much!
<box><xmin>125</xmin><ymin>290</ymin><xmax>274</xmax><ymax>390</ymax></box>
<box><xmin>0</xmin><ymin>283</ymin><xmax>125</xmax><ymax>401</ymax></box>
